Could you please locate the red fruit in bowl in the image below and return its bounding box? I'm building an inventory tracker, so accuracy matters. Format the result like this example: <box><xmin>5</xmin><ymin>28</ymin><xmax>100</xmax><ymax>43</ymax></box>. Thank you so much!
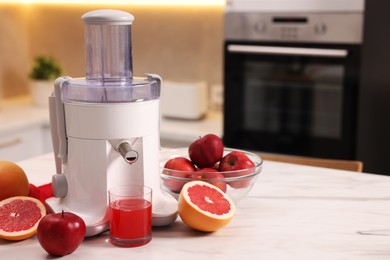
<box><xmin>189</xmin><ymin>134</ymin><xmax>224</xmax><ymax>168</ymax></box>
<box><xmin>37</xmin><ymin>211</ymin><xmax>86</xmax><ymax>256</ymax></box>
<box><xmin>219</xmin><ymin>151</ymin><xmax>255</xmax><ymax>189</ymax></box>
<box><xmin>163</xmin><ymin>157</ymin><xmax>196</xmax><ymax>193</ymax></box>
<box><xmin>190</xmin><ymin>168</ymin><xmax>227</xmax><ymax>192</ymax></box>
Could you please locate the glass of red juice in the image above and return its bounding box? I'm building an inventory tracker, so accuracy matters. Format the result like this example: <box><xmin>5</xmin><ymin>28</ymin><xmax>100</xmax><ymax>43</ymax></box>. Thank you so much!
<box><xmin>108</xmin><ymin>185</ymin><xmax>152</xmax><ymax>247</ymax></box>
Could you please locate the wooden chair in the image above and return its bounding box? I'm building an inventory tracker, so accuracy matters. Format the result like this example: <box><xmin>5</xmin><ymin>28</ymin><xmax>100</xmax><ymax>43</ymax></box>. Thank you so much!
<box><xmin>257</xmin><ymin>153</ymin><xmax>363</xmax><ymax>172</ymax></box>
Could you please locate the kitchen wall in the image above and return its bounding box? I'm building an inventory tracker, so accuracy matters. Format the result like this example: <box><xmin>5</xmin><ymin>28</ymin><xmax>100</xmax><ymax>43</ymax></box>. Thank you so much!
<box><xmin>0</xmin><ymin>3</ymin><xmax>224</xmax><ymax>98</ymax></box>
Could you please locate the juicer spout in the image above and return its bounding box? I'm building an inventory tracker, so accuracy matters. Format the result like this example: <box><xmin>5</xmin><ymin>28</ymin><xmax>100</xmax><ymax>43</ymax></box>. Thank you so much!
<box><xmin>110</xmin><ymin>140</ymin><xmax>139</xmax><ymax>164</ymax></box>
<box><xmin>118</xmin><ymin>142</ymin><xmax>138</xmax><ymax>164</ymax></box>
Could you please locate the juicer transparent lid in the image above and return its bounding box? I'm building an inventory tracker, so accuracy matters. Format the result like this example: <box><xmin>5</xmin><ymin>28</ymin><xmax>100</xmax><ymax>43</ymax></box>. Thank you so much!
<box><xmin>61</xmin><ymin>10</ymin><xmax>160</xmax><ymax>103</ymax></box>
<box><xmin>61</xmin><ymin>76</ymin><xmax>160</xmax><ymax>103</ymax></box>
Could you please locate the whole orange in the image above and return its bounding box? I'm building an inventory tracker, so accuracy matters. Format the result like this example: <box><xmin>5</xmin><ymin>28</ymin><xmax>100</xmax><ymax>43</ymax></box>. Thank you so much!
<box><xmin>0</xmin><ymin>161</ymin><xmax>30</xmax><ymax>201</ymax></box>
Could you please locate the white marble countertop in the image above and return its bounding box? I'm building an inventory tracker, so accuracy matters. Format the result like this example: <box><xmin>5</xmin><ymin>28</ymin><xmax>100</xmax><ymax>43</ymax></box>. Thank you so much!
<box><xmin>1</xmin><ymin>153</ymin><xmax>390</xmax><ymax>259</ymax></box>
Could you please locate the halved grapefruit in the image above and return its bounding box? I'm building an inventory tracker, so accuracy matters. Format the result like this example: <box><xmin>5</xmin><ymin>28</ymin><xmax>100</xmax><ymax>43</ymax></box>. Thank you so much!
<box><xmin>0</xmin><ymin>196</ymin><xmax>46</xmax><ymax>241</ymax></box>
<box><xmin>178</xmin><ymin>180</ymin><xmax>236</xmax><ymax>232</ymax></box>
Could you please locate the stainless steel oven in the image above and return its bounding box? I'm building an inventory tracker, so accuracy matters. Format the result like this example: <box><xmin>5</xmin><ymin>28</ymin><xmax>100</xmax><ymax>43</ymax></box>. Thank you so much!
<box><xmin>223</xmin><ymin>5</ymin><xmax>365</xmax><ymax>160</ymax></box>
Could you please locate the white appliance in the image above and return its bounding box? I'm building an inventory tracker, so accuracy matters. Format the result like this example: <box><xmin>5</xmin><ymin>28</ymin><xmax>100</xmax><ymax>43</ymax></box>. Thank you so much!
<box><xmin>46</xmin><ymin>9</ymin><xmax>177</xmax><ymax>237</ymax></box>
<box><xmin>162</xmin><ymin>80</ymin><xmax>208</xmax><ymax>119</ymax></box>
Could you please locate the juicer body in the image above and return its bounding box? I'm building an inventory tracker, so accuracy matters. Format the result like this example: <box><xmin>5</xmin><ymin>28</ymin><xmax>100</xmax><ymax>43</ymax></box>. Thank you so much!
<box><xmin>47</xmin><ymin>77</ymin><xmax>176</xmax><ymax>237</ymax></box>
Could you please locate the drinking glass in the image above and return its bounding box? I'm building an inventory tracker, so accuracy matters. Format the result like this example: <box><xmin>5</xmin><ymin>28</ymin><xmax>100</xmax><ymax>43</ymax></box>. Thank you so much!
<box><xmin>108</xmin><ymin>185</ymin><xmax>152</xmax><ymax>247</ymax></box>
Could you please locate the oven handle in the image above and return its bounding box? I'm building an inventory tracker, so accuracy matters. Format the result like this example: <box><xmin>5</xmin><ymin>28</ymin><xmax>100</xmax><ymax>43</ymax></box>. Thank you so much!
<box><xmin>227</xmin><ymin>44</ymin><xmax>348</xmax><ymax>58</ymax></box>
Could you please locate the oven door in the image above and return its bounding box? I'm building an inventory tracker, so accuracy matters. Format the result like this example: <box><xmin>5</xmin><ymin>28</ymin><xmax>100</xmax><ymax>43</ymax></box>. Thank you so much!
<box><xmin>223</xmin><ymin>42</ymin><xmax>361</xmax><ymax>159</ymax></box>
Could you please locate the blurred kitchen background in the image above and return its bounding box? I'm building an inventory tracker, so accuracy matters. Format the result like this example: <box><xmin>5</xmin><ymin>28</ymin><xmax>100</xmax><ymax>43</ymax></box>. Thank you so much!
<box><xmin>0</xmin><ymin>0</ymin><xmax>389</xmax><ymax>175</ymax></box>
<box><xmin>0</xmin><ymin>2</ymin><xmax>224</xmax><ymax>98</ymax></box>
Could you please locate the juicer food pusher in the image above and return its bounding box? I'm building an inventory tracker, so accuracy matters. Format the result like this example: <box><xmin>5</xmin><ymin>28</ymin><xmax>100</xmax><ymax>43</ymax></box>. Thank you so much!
<box><xmin>46</xmin><ymin>10</ymin><xmax>178</xmax><ymax>237</ymax></box>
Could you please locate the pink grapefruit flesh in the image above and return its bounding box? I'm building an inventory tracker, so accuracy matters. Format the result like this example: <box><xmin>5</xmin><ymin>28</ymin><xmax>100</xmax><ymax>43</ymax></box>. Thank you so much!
<box><xmin>178</xmin><ymin>181</ymin><xmax>235</xmax><ymax>232</ymax></box>
<box><xmin>0</xmin><ymin>196</ymin><xmax>46</xmax><ymax>241</ymax></box>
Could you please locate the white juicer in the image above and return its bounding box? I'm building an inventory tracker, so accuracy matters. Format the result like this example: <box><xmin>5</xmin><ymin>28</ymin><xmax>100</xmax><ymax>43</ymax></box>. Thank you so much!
<box><xmin>46</xmin><ymin>9</ymin><xmax>178</xmax><ymax>237</ymax></box>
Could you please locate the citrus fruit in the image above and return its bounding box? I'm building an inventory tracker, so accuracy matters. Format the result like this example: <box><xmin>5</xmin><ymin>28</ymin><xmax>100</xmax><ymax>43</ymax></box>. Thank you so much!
<box><xmin>0</xmin><ymin>196</ymin><xmax>46</xmax><ymax>241</ymax></box>
<box><xmin>0</xmin><ymin>161</ymin><xmax>30</xmax><ymax>201</ymax></box>
<box><xmin>178</xmin><ymin>180</ymin><xmax>236</xmax><ymax>232</ymax></box>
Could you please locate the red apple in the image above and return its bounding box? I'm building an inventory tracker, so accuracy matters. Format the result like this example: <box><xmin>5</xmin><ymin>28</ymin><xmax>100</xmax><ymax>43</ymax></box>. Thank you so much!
<box><xmin>37</xmin><ymin>211</ymin><xmax>86</xmax><ymax>256</ymax></box>
<box><xmin>163</xmin><ymin>157</ymin><xmax>196</xmax><ymax>193</ymax></box>
<box><xmin>189</xmin><ymin>134</ymin><xmax>224</xmax><ymax>168</ymax></box>
<box><xmin>219</xmin><ymin>151</ymin><xmax>255</xmax><ymax>188</ymax></box>
<box><xmin>190</xmin><ymin>168</ymin><xmax>227</xmax><ymax>192</ymax></box>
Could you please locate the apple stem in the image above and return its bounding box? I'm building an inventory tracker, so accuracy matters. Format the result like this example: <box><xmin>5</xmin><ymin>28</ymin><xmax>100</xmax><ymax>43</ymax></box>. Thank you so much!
<box><xmin>62</xmin><ymin>210</ymin><xmax>64</xmax><ymax>218</ymax></box>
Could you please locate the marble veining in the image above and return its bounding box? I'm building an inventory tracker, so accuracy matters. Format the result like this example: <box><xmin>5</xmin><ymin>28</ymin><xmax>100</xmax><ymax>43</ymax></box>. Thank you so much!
<box><xmin>1</xmin><ymin>154</ymin><xmax>390</xmax><ymax>259</ymax></box>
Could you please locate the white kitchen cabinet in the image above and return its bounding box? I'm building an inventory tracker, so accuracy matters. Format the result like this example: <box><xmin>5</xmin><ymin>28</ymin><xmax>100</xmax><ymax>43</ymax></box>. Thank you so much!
<box><xmin>41</xmin><ymin>124</ymin><xmax>53</xmax><ymax>154</ymax></box>
<box><xmin>0</xmin><ymin>125</ymin><xmax>52</xmax><ymax>162</ymax></box>
<box><xmin>0</xmin><ymin>96</ymin><xmax>52</xmax><ymax>162</ymax></box>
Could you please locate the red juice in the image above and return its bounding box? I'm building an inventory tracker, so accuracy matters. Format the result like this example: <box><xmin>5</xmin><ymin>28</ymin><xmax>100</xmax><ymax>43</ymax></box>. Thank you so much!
<box><xmin>109</xmin><ymin>198</ymin><xmax>152</xmax><ymax>245</ymax></box>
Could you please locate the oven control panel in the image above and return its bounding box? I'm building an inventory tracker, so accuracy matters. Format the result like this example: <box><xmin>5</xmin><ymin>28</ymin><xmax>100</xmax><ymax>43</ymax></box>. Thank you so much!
<box><xmin>224</xmin><ymin>13</ymin><xmax>363</xmax><ymax>44</ymax></box>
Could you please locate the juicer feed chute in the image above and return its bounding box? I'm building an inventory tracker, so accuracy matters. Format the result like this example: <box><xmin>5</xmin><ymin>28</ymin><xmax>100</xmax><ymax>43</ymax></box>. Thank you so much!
<box><xmin>46</xmin><ymin>9</ymin><xmax>178</xmax><ymax>237</ymax></box>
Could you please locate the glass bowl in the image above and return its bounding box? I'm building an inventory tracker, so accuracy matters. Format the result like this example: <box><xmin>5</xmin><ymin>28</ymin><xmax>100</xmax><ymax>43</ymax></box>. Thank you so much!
<box><xmin>159</xmin><ymin>148</ymin><xmax>263</xmax><ymax>203</ymax></box>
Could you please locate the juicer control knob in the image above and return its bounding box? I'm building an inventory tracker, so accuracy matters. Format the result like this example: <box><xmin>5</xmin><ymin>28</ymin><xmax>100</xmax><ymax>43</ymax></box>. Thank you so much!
<box><xmin>52</xmin><ymin>174</ymin><xmax>68</xmax><ymax>198</ymax></box>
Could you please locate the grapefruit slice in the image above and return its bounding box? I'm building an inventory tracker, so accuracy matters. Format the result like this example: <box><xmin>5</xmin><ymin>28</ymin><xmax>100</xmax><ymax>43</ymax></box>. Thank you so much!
<box><xmin>178</xmin><ymin>180</ymin><xmax>236</xmax><ymax>232</ymax></box>
<box><xmin>0</xmin><ymin>196</ymin><xmax>46</xmax><ymax>241</ymax></box>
